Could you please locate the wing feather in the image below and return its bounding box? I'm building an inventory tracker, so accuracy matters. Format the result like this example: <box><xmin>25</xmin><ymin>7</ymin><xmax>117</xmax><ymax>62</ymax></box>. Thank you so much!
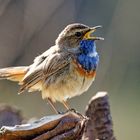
<box><xmin>19</xmin><ymin>50</ymin><xmax>71</xmax><ymax>93</ymax></box>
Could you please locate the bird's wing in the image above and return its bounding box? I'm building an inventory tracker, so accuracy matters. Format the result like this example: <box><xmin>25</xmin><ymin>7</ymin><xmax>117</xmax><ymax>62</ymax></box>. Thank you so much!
<box><xmin>19</xmin><ymin>50</ymin><xmax>72</xmax><ymax>93</ymax></box>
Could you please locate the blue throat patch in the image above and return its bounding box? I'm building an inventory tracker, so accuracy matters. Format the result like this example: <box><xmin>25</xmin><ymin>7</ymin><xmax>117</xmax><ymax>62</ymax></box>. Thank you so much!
<box><xmin>77</xmin><ymin>40</ymin><xmax>99</xmax><ymax>71</ymax></box>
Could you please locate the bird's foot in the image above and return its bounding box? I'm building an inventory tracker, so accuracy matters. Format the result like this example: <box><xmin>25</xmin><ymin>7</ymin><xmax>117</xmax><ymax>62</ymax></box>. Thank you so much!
<box><xmin>57</xmin><ymin>109</ymin><xmax>86</xmax><ymax>119</ymax></box>
<box><xmin>68</xmin><ymin>108</ymin><xmax>77</xmax><ymax>113</ymax></box>
<box><xmin>57</xmin><ymin>111</ymin><xmax>64</xmax><ymax>114</ymax></box>
<box><xmin>56</xmin><ymin>109</ymin><xmax>77</xmax><ymax>115</ymax></box>
<box><xmin>66</xmin><ymin>108</ymin><xmax>85</xmax><ymax>118</ymax></box>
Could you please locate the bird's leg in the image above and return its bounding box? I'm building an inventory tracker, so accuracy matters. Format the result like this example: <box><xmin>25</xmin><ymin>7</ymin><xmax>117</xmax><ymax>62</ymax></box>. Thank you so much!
<box><xmin>62</xmin><ymin>100</ymin><xmax>70</xmax><ymax>110</ymax></box>
<box><xmin>47</xmin><ymin>98</ymin><xmax>59</xmax><ymax>114</ymax></box>
<box><xmin>62</xmin><ymin>100</ymin><xmax>84</xmax><ymax>118</ymax></box>
<box><xmin>62</xmin><ymin>100</ymin><xmax>76</xmax><ymax>112</ymax></box>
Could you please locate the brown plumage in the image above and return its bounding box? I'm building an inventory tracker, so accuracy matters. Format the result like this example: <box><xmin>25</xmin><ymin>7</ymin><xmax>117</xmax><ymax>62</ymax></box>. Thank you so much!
<box><xmin>0</xmin><ymin>23</ymin><xmax>103</xmax><ymax>113</ymax></box>
<box><xmin>0</xmin><ymin>66</ymin><xmax>28</xmax><ymax>82</ymax></box>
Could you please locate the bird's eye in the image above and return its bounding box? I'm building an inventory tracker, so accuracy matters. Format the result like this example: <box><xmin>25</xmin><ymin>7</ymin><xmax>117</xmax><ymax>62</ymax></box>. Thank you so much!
<box><xmin>75</xmin><ymin>32</ymin><xmax>82</xmax><ymax>37</ymax></box>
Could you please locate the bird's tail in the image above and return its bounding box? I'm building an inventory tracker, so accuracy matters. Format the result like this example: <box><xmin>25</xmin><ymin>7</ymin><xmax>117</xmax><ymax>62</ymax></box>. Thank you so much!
<box><xmin>0</xmin><ymin>66</ymin><xmax>28</xmax><ymax>82</ymax></box>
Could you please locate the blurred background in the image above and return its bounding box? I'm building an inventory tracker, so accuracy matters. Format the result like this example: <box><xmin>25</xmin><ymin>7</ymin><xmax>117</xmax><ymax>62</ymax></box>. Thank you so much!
<box><xmin>0</xmin><ymin>0</ymin><xmax>139</xmax><ymax>139</ymax></box>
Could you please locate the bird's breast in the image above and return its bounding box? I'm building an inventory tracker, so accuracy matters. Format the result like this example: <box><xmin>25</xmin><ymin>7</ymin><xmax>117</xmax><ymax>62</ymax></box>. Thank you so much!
<box><xmin>72</xmin><ymin>59</ymin><xmax>96</xmax><ymax>78</ymax></box>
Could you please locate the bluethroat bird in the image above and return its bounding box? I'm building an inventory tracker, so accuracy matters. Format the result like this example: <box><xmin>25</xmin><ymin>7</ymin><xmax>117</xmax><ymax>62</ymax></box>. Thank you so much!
<box><xmin>0</xmin><ymin>23</ymin><xmax>104</xmax><ymax>113</ymax></box>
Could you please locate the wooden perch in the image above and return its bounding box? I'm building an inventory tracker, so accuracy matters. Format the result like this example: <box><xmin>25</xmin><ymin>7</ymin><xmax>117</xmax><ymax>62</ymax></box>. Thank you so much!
<box><xmin>83</xmin><ymin>92</ymin><xmax>116</xmax><ymax>140</ymax></box>
<box><xmin>0</xmin><ymin>111</ymin><xmax>86</xmax><ymax>140</ymax></box>
<box><xmin>0</xmin><ymin>92</ymin><xmax>116</xmax><ymax>140</ymax></box>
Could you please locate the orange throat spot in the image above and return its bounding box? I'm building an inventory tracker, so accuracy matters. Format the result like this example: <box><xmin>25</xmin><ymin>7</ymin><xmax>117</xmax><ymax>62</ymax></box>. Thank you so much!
<box><xmin>73</xmin><ymin>59</ymin><xmax>96</xmax><ymax>78</ymax></box>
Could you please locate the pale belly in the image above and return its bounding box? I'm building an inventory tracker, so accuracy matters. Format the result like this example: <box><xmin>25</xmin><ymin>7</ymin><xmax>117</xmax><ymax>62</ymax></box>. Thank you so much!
<box><xmin>41</xmin><ymin>64</ymin><xmax>95</xmax><ymax>102</ymax></box>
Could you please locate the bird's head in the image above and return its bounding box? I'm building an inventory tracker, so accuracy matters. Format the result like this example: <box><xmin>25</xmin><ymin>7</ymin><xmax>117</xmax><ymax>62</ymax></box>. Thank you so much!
<box><xmin>55</xmin><ymin>23</ymin><xmax>104</xmax><ymax>48</ymax></box>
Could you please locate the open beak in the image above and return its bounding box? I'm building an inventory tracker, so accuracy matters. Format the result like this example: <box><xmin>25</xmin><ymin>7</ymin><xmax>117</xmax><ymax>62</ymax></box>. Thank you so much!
<box><xmin>83</xmin><ymin>25</ymin><xmax>104</xmax><ymax>40</ymax></box>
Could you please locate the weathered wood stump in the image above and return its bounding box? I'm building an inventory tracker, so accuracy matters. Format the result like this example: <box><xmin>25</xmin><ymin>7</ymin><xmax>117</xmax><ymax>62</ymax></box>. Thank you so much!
<box><xmin>0</xmin><ymin>92</ymin><xmax>116</xmax><ymax>140</ymax></box>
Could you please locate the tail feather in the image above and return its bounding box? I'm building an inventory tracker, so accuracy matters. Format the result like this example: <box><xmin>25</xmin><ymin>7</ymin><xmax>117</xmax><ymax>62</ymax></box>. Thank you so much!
<box><xmin>0</xmin><ymin>66</ymin><xmax>28</xmax><ymax>82</ymax></box>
